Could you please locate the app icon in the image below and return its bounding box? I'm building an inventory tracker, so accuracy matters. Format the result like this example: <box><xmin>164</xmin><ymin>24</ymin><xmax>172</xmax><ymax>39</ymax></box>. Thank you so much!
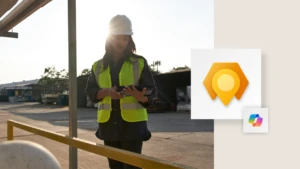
<box><xmin>248</xmin><ymin>114</ymin><xmax>263</xmax><ymax>127</ymax></box>
<box><xmin>243</xmin><ymin>108</ymin><xmax>268</xmax><ymax>133</ymax></box>
<box><xmin>203</xmin><ymin>62</ymin><xmax>249</xmax><ymax>106</ymax></box>
<box><xmin>191</xmin><ymin>49</ymin><xmax>261</xmax><ymax>119</ymax></box>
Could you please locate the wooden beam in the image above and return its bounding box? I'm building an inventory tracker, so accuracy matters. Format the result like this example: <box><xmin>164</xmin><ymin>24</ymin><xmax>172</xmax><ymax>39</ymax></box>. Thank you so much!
<box><xmin>0</xmin><ymin>0</ymin><xmax>52</xmax><ymax>33</ymax></box>
<box><xmin>0</xmin><ymin>0</ymin><xmax>18</xmax><ymax>18</ymax></box>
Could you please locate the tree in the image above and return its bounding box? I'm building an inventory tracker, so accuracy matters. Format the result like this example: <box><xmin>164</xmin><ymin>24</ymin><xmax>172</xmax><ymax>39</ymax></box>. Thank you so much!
<box><xmin>59</xmin><ymin>69</ymin><xmax>69</xmax><ymax>79</ymax></box>
<box><xmin>38</xmin><ymin>66</ymin><xmax>56</xmax><ymax>86</ymax></box>
<box><xmin>38</xmin><ymin>66</ymin><xmax>69</xmax><ymax>94</ymax></box>
<box><xmin>80</xmin><ymin>69</ymin><xmax>92</xmax><ymax>76</ymax></box>
<box><xmin>149</xmin><ymin>67</ymin><xmax>160</xmax><ymax>74</ymax></box>
<box><xmin>150</xmin><ymin>60</ymin><xmax>161</xmax><ymax>72</ymax></box>
<box><xmin>154</xmin><ymin>60</ymin><xmax>161</xmax><ymax>71</ymax></box>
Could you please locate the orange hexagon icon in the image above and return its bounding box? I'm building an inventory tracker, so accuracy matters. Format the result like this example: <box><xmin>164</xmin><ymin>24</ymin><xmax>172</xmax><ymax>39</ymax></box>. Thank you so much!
<box><xmin>203</xmin><ymin>62</ymin><xmax>249</xmax><ymax>106</ymax></box>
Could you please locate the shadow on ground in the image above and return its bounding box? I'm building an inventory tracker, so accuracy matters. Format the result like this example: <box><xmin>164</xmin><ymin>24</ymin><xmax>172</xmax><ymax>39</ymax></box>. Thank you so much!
<box><xmin>2</xmin><ymin>102</ymin><xmax>214</xmax><ymax>132</ymax></box>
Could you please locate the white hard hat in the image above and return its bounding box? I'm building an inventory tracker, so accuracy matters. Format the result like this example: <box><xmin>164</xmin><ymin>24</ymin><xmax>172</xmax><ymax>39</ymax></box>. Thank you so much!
<box><xmin>108</xmin><ymin>15</ymin><xmax>133</xmax><ymax>35</ymax></box>
<box><xmin>0</xmin><ymin>141</ymin><xmax>61</xmax><ymax>169</ymax></box>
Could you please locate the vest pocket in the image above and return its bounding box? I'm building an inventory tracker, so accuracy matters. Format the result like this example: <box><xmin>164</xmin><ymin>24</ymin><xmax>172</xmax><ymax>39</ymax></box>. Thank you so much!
<box><xmin>97</xmin><ymin>110</ymin><xmax>111</xmax><ymax>123</ymax></box>
<box><xmin>121</xmin><ymin>109</ymin><xmax>148</xmax><ymax>122</ymax></box>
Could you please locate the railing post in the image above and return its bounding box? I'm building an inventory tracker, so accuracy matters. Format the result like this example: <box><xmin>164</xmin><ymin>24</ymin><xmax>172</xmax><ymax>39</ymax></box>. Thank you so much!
<box><xmin>7</xmin><ymin>121</ymin><xmax>13</xmax><ymax>140</ymax></box>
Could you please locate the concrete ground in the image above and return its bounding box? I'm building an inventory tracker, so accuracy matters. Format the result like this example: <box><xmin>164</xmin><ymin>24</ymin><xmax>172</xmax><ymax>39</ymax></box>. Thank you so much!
<box><xmin>0</xmin><ymin>102</ymin><xmax>214</xmax><ymax>169</ymax></box>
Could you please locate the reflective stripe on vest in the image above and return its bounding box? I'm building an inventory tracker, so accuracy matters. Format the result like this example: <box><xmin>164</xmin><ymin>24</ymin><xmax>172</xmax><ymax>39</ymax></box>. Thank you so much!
<box><xmin>93</xmin><ymin>56</ymin><xmax>148</xmax><ymax>123</ymax></box>
<box><xmin>98</xmin><ymin>103</ymin><xmax>144</xmax><ymax>110</ymax></box>
<box><xmin>98</xmin><ymin>103</ymin><xmax>110</xmax><ymax>110</ymax></box>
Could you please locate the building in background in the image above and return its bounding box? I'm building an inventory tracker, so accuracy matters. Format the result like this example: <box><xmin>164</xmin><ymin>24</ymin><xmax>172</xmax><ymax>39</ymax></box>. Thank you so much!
<box><xmin>154</xmin><ymin>68</ymin><xmax>191</xmax><ymax>112</ymax></box>
<box><xmin>0</xmin><ymin>79</ymin><xmax>39</xmax><ymax>102</ymax></box>
<box><xmin>0</xmin><ymin>68</ymin><xmax>191</xmax><ymax>111</ymax></box>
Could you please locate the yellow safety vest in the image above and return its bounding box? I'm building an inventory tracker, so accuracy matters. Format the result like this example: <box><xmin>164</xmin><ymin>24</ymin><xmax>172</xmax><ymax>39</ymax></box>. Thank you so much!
<box><xmin>92</xmin><ymin>56</ymin><xmax>148</xmax><ymax>123</ymax></box>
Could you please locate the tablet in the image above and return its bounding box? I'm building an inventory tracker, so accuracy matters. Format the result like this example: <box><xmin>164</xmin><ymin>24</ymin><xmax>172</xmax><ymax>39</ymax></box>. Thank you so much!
<box><xmin>117</xmin><ymin>85</ymin><xmax>154</xmax><ymax>96</ymax></box>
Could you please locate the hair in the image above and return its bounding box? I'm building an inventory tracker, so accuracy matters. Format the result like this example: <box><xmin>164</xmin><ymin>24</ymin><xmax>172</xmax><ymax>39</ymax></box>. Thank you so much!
<box><xmin>101</xmin><ymin>35</ymin><xmax>136</xmax><ymax>72</ymax></box>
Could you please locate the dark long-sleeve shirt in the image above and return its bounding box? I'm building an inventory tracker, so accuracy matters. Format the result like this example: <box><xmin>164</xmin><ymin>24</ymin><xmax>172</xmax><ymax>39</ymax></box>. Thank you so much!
<box><xmin>85</xmin><ymin>54</ymin><xmax>156</xmax><ymax>141</ymax></box>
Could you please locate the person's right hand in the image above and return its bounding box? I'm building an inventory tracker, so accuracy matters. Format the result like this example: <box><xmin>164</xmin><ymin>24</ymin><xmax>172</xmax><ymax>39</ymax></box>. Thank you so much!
<box><xmin>106</xmin><ymin>86</ymin><xmax>124</xmax><ymax>99</ymax></box>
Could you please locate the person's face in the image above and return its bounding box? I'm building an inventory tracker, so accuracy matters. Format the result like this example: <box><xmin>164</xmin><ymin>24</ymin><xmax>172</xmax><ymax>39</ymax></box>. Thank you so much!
<box><xmin>109</xmin><ymin>35</ymin><xmax>130</xmax><ymax>53</ymax></box>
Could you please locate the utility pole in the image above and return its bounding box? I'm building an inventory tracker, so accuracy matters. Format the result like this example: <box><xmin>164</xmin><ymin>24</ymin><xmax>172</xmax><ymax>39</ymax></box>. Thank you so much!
<box><xmin>68</xmin><ymin>0</ymin><xmax>77</xmax><ymax>168</ymax></box>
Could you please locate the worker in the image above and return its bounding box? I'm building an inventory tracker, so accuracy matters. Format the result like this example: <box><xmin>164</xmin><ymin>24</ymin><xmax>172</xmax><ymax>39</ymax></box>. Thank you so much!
<box><xmin>85</xmin><ymin>15</ymin><xmax>156</xmax><ymax>169</ymax></box>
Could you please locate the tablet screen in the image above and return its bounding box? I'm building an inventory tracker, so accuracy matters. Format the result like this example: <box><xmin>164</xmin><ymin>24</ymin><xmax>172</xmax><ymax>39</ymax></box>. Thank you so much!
<box><xmin>117</xmin><ymin>86</ymin><xmax>154</xmax><ymax>96</ymax></box>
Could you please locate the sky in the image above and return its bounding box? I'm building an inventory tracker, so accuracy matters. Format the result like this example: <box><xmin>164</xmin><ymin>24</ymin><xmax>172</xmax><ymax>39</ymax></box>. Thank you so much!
<box><xmin>0</xmin><ymin>0</ymin><xmax>213</xmax><ymax>84</ymax></box>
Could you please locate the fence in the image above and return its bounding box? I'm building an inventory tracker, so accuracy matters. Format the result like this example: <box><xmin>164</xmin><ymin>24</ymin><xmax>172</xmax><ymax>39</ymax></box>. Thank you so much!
<box><xmin>7</xmin><ymin>120</ymin><xmax>195</xmax><ymax>169</ymax></box>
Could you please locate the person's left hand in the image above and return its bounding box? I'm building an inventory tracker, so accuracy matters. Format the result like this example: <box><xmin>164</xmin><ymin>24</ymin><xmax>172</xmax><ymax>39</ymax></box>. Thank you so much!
<box><xmin>123</xmin><ymin>84</ymin><xmax>148</xmax><ymax>103</ymax></box>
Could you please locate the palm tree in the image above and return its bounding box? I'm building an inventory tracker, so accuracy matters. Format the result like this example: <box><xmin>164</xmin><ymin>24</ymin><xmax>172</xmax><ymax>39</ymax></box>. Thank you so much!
<box><xmin>154</xmin><ymin>61</ymin><xmax>161</xmax><ymax>71</ymax></box>
<box><xmin>150</xmin><ymin>62</ymin><xmax>155</xmax><ymax>70</ymax></box>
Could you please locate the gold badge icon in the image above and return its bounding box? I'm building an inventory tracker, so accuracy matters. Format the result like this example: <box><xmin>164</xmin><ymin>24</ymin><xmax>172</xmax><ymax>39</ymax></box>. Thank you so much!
<box><xmin>203</xmin><ymin>62</ymin><xmax>249</xmax><ymax>106</ymax></box>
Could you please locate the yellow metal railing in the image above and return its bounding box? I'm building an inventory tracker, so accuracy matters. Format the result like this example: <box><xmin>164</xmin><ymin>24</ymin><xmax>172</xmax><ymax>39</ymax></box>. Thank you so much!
<box><xmin>7</xmin><ymin>120</ymin><xmax>195</xmax><ymax>169</ymax></box>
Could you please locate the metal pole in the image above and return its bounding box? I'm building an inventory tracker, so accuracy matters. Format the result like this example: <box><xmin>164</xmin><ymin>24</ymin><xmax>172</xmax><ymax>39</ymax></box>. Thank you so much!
<box><xmin>68</xmin><ymin>0</ymin><xmax>77</xmax><ymax>169</ymax></box>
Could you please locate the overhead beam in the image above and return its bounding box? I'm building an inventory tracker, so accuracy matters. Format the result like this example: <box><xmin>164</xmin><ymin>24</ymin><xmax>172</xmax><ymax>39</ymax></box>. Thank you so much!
<box><xmin>0</xmin><ymin>0</ymin><xmax>18</xmax><ymax>18</ymax></box>
<box><xmin>0</xmin><ymin>31</ymin><xmax>18</xmax><ymax>38</ymax></box>
<box><xmin>0</xmin><ymin>0</ymin><xmax>35</xmax><ymax>28</ymax></box>
<box><xmin>0</xmin><ymin>0</ymin><xmax>52</xmax><ymax>33</ymax></box>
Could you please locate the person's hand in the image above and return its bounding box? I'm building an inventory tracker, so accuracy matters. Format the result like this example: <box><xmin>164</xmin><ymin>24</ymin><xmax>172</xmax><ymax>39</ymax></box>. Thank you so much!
<box><xmin>123</xmin><ymin>84</ymin><xmax>148</xmax><ymax>103</ymax></box>
<box><xmin>106</xmin><ymin>86</ymin><xmax>124</xmax><ymax>99</ymax></box>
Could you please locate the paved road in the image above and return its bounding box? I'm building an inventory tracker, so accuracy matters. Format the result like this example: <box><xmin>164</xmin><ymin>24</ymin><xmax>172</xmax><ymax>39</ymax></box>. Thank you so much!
<box><xmin>0</xmin><ymin>102</ymin><xmax>214</xmax><ymax>169</ymax></box>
